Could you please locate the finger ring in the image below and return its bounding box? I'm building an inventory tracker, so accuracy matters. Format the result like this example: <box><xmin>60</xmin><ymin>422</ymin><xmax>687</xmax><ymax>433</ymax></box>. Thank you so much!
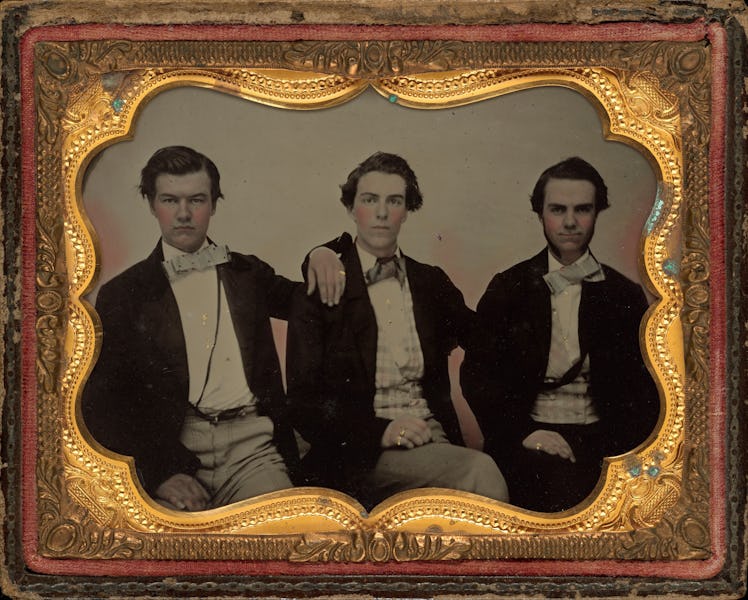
<box><xmin>396</xmin><ymin>436</ymin><xmax>402</xmax><ymax>447</ymax></box>
<box><xmin>338</xmin><ymin>270</ymin><xmax>346</xmax><ymax>276</ymax></box>
<box><xmin>399</xmin><ymin>429</ymin><xmax>406</xmax><ymax>436</ymax></box>
<box><xmin>536</xmin><ymin>443</ymin><xmax>542</xmax><ymax>450</ymax></box>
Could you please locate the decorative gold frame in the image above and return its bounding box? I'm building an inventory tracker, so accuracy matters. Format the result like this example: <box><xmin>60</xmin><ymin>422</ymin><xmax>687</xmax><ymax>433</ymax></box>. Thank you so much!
<box><xmin>34</xmin><ymin>37</ymin><xmax>708</xmax><ymax>564</ymax></box>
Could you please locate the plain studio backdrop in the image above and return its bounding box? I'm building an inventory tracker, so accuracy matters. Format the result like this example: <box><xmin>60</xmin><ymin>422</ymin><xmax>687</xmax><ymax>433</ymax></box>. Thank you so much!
<box><xmin>83</xmin><ymin>84</ymin><xmax>658</xmax><ymax>449</ymax></box>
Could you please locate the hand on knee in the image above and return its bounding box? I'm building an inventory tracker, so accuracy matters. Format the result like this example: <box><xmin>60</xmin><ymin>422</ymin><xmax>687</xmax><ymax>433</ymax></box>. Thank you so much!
<box><xmin>155</xmin><ymin>473</ymin><xmax>210</xmax><ymax>511</ymax></box>
<box><xmin>522</xmin><ymin>430</ymin><xmax>576</xmax><ymax>462</ymax></box>
<box><xmin>381</xmin><ymin>417</ymin><xmax>432</xmax><ymax>449</ymax></box>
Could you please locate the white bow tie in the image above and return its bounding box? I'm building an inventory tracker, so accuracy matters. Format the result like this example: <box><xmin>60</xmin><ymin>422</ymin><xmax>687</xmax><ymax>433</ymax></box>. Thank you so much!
<box><xmin>162</xmin><ymin>244</ymin><xmax>230</xmax><ymax>282</ymax></box>
<box><xmin>543</xmin><ymin>254</ymin><xmax>605</xmax><ymax>295</ymax></box>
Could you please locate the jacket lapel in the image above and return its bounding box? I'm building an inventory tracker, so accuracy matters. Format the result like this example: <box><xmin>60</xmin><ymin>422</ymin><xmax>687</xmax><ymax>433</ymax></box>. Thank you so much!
<box><xmin>525</xmin><ymin>249</ymin><xmax>553</xmax><ymax>371</ymax></box>
<box><xmin>139</xmin><ymin>243</ymin><xmax>189</xmax><ymax>393</ymax></box>
<box><xmin>579</xmin><ymin>261</ymin><xmax>606</xmax><ymax>358</ymax></box>
<box><xmin>403</xmin><ymin>256</ymin><xmax>437</xmax><ymax>369</ymax></box>
<box><xmin>343</xmin><ymin>247</ymin><xmax>378</xmax><ymax>385</ymax></box>
<box><xmin>217</xmin><ymin>254</ymin><xmax>257</xmax><ymax>378</ymax></box>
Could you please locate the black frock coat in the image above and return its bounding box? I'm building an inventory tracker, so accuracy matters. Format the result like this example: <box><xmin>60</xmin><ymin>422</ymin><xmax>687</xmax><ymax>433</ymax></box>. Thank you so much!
<box><xmin>286</xmin><ymin>235</ymin><xmax>474</xmax><ymax>499</ymax></box>
<box><xmin>82</xmin><ymin>242</ymin><xmax>300</xmax><ymax>495</ymax></box>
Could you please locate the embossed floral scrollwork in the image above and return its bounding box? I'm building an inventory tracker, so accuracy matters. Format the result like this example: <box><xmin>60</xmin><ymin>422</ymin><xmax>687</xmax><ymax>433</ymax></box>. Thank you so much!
<box><xmin>680</xmin><ymin>143</ymin><xmax>711</xmax><ymax>399</ymax></box>
<box><xmin>614</xmin><ymin>447</ymin><xmax>709</xmax><ymax>560</ymax></box>
<box><xmin>29</xmin><ymin>36</ymin><xmax>710</xmax><ymax>562</ymax></box>
<box><xmin>38</xmin><ymin>461</ymin><xmax>146</xmax><ymax>558</ymax></box>
<box><xmin>290</xmin><ymin>531</ymin><xmax>471</xmax><ymax>562</ymax></box>
<box><xmin>621</xmin><ymin>70</ymin><xmax>680</xmax><ymax>135</ymax></box>
<box><xmin>36</xmin><ymin>314</ymin><xmax>64</xmax><ymax>395</ymax></box>
<box><xmin>613</xmin><ymin>42</ymin><xmax>710</xmax><ymax>144</ymax></box>
<box><xmin>36</xmin><ymin>41</ymin><xmax>132</xmax><ymax>144</ymax></box>
<box><xmin>283</xmin><ymin>40</ymin><xmax>463</xmax><ymax>77</ymax></box>
<box><xmin>625</xmin><ymin>473</ymin><xmax>682</xmax><ymax>529</ymax></box>
<box><xmin>616</xmin><ymin>503</ymin><xmax>710</xmax><ymax>561</ymax></box>
<box><xmin>41</xmin><ymin>517</ymin><xmax>145</xmax><ymax>559</ymax></box>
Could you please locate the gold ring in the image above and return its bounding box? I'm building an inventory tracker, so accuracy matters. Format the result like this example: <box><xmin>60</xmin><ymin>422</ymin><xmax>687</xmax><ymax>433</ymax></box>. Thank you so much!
<box><xmin>536</xmin><ymin>443</ymin><xmax>542</xmax><ymax>451</ymax></box>
<box><xmin>338</xmin><ymin>270</ymin><xmax>346</xmax><ymax>276</ymax></box>
<box><xmin>399</xmin><ymin>428</ymin><xmax>406</xmax><ymax>437</ymax></box>
<box><xmin>396</xmin><ymin>436</ymin><xmax>402</xmax><ymax>447</ymax></box>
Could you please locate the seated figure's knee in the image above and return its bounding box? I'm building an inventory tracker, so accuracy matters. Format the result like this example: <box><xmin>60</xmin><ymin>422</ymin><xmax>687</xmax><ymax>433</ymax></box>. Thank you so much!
<box><xmin>463</xmin><ymin>450</ymin><xmax>509</xmax><ymax>503</ymax></box>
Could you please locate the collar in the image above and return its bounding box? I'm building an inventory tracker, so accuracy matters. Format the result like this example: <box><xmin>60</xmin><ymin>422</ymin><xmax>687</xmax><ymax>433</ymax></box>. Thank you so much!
<box><xmin>547</xmin><ymin>248</ymin><xmax>593</xmax><ymax>273</ymax></box>
<box><xmin>161</xmin><ymin>239</ymin><xmax>231</xmax><ymax>282</ymax></box>
<box><xmin>161</xmin><ymin>238</ymin><xmax>211</xmax><ymax>261</ymax></box>
<box><xmin>355</xmin><ymin>238</ymin><xmax>402</xmax><ymax>272</ymax></box>
<box><xmin>543</xmin><ymin>248</ymin><xmax>605</xmax><ymax>295</ymax></box>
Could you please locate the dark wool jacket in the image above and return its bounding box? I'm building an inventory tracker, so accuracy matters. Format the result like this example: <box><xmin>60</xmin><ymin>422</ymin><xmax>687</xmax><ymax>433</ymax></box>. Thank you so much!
<box><xmin>461</xmin><ymin>249</ymin><xmax>660</xmax><ymax>467</ymax></box>
<box><xmin>286</xmin><ymin>234</ymin><xmax>474</xmax><ymax>498</ymax></box>
<box><xmin>82</xmin><ymin>242</ymin><xmax>300</xmax><ymax>494</ymax></box>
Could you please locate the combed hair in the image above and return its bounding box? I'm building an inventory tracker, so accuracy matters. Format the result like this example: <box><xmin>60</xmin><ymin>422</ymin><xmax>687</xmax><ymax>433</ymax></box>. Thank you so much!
<box><xmin>529</xmin><ymin>156</ymin><xmax>609</xmax><ymax>215</ymax></box>
<box><xmin>340</xmin><ymin>151</ymin><xmax>423</xmax><ymax>211</ymax></box>
<box><xmin>139</xmin><ymin>146</ymin><xmax>223</xmax><ymax>205</ymax></box>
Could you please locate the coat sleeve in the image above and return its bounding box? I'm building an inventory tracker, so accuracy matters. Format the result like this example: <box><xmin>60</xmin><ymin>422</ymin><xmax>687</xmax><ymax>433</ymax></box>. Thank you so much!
<box><xmin>599</xmin><ymin>279</ymin><xmax>660</xmax><ymax>454</ymax></box>
<box><xmin>433</xmin><ymin>266</ymin><xmax>476</xmax><ymax>353</ymax></box>
<box><xmin>460</xmin><ymin>272</ymin><xmax>538</xmax><ymax>456</ymax></box>
<box><xmin>415</xmin><ymin>265</ymin><xmax>475</xmax><ymax>445</ymax></box>
<box><xmin>285</xmin><ymin>288</ymin><xmax>390</xmax><ymax>463</ymax></box>
<box><xmin>81</xmin><ymin>282</ymin><xmax>201</xmax><ymax>494</ymax></box>
<box><xmin>257</xmin><ymin>261</ymin><xmax>299</xmax><ymax>321</ymax></box>
<box><xmin>299</xmin><ymin>232</ymin><xmax>354</xmax><ymax>280</ymax></box>
<box><xmin>258</xmin><ymin>232</ymin><xmax>354</xmax><ymax>320</ymax></box>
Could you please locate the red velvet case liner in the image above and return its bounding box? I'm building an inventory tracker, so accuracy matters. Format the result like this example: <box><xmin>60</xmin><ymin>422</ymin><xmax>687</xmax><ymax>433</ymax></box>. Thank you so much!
<box><xmin>19</xmin><ymin>21</ymin><xmax>727</xmax><ymax>578</ymax></box>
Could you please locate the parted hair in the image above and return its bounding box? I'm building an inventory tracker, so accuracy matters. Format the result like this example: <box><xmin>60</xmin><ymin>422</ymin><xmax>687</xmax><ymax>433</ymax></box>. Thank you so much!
<box><xmin>529</xmin><ymin>156</ymin><xmax>609</xmax><ymax>215</ymax></box>
<box><xmin>340</xmin><ymin>151</ymin><xmax>423</xmax><ymax>212</ymax></box>
<box><xmin>139</xmin><ymin>146</ymin><xmax>224</xmax><ymax>206</ymax></box>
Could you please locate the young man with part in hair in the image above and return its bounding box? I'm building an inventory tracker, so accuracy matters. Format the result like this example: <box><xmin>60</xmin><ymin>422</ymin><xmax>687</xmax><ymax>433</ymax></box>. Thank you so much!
<box><xmin>461</xmin><ymin>156</ymin><xmax>660</xmax><ymax>513</ymax></box>
<box><xmin>82</xmin><ymin>145</ymin><xmax>345</xmax><ymax>511</ymax></box>
<box><xmin>286</xmin><ymin>151</ymin><xmax>509</xmax><ymax>510</ymax></box>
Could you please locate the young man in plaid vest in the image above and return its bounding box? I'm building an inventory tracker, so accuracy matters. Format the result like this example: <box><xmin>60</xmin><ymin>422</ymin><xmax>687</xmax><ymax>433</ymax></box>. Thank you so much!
<box><xmin>286</xmin><ymin>152</ymin><xmax>508</xmax><ymax>509</ymax></box>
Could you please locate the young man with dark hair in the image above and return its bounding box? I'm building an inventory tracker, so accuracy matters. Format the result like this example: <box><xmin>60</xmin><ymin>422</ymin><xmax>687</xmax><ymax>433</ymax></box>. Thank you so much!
<box><xmin>461</xmin><ymin>156</ymin><xmax>660</xmax><ymax>513</ymax></box>
<box><xmin>286</xmin><ymin>152</ymin><xmax>509</xmax><ymax>509</ymax></box>
<box><xmin>83</xmin><ymin>145</ymin><xmax>344</xmax><ymax>511</ymax></box>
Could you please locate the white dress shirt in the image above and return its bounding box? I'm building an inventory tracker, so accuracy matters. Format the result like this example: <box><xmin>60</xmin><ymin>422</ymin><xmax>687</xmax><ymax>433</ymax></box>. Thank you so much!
<box><xmin>163</xmin><ymin>241</ymin><xmax>256</xmax><ymax>414</ymax></box>
<box><xmin>531</xmin><ymin>249</ymin><xmax>599</xmax><ymax>425</ymax></box>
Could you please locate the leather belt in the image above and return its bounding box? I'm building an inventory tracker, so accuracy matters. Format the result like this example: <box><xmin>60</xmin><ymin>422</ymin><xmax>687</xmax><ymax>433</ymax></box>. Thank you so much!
<box><xmin>189</xmin><ymin>404</ymin><xmax>251</xmax><ymax>426</ymax></box>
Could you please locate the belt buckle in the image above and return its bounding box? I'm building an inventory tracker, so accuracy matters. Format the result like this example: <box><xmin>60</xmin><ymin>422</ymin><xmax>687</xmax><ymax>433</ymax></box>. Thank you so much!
<box><xmin>208</xmin><ymin>405</ymin><xmax>250</xmax><ymax>425</ymax></box>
